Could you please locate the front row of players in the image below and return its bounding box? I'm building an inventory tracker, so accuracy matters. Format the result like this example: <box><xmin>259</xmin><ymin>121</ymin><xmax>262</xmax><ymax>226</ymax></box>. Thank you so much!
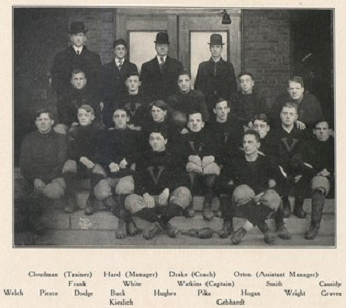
<box><xmin>17</xmin><ymin>100</ymin><xmax>334</xmax><ymax>244</ymax></box>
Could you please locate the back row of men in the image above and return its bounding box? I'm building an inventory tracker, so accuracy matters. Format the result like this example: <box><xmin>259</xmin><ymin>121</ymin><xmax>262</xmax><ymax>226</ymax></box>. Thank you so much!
<box><xmin>17</xmin><ymin>96</ymin><xmax>334</xmax><ymax>244</ymax></box>
<box><xmin>51</xmin><ymin>22</ymin><xmax>324</xmax><ymax>131</ymax></box>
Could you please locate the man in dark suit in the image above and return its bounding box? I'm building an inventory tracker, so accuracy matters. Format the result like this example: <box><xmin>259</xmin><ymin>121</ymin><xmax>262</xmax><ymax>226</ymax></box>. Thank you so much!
<box><xmin>100</xmin><ymin>39</ymin><xmax>138</xmax><ymax>127</ymax></box>
<box><xmin>51</xmin><ymin>21</ymin><xmax>102</xmax><ymax>100</ymax></box>
<box><xmin>141</xmin><ymin>32</ymin><xmax>184</xmax><ymax>103</ymax></box>
<box><xmin>195</xmin><ymin>34</ymin><xmax>237</xmax><ymax>114</ymax></box>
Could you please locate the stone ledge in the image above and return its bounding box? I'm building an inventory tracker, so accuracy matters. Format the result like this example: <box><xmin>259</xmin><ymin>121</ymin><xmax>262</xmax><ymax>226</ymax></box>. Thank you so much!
<box><xmin>40</xmin><ymin>208</ymin><xmax>335</xmax><ymax>236</ymax></box>
<box><xmin>23</xmin><ymin>230</ymin><xmax>335</xmax><ymax>247</ymax></box>
<box><xmin>70</xmin><ymin>210</ymin><xmax>118</xmax><ymax>230</ymax></box>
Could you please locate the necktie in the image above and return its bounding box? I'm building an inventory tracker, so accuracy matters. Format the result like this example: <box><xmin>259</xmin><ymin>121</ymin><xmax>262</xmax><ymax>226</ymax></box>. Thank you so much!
<box><xmin>159</xmin><ymin>57</ymin><xmax>164</xmax><ymax>72</ymax></box>
<box><xmin>76</xmin><ymin>50</ymin><xmax>80</xmax><ymax>55</ymax></box>
<box><xmin>118</xmin><ymin>60</ymin><xmax>123</xmax><ymax>70</ymax></box>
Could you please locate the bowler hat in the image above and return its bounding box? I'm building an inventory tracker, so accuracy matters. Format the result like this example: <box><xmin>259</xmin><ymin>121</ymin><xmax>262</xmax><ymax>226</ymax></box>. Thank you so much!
<box><xmin>208</xmin><ymin>34</ymin><xmax>225</xmax><ymax>46</ymax></box>
<box><xmin>154</xmin><ymin>32</ymin><xmax>170</xmax><ymax>44</ymax></box>
<box><xmin>113</xmin><ymin>39</ymin><xmax>127</xmax><ymax>49</ymax></box>
<box><xmin>68</xmin><ymin>21</ymin><xmax>88</xmax><ymax>34</ymax></box>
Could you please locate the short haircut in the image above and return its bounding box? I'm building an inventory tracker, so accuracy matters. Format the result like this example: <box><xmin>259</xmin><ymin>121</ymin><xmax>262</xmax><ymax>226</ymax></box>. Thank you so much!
<box><xmin>70</xmin><ymin>68</ymin><xmax>86</xmax><ymax>79</ymax></box>
<box><xmin>177</xmin><ymin>69</ymin><xmax>191</xmax><ymax>80</ymax></box>
<box><xmin>125</xmin><ymin>71</ymin><xmax>140</xmax><ymax>80</ymax></box>
<box><xmin>188</xmin><ymin>110</ymin><xmax>205</xmax><ymax>122</ymax></box>
<box><xmin>314</xmin><ymin>119</ymin><xmax>332</xmax><ymax>129</ymax></box>
<box><xmin>149</xmin><ymin>129</ymin><xmax>168</xmax><ymax>140</ymax></box>
<box><xmin>214</xmin><ymin>97</ymin><xmax>231</xmax><ymax>108</ymax></box>
<box><xmin>78</xmin><ymin>104</ymin><xmax>94</xmax><ymax>115</ymax></box>
<box><xmin>149</xmin><ymin>100</ymin><xmax>168</xmax><ymax>111</ymax></box>
<box><xmin>35</xmin><ymin>108</ymin><xmax>55</xmax><ymax>121</ymax></box>
<box><xmin>113</xmin><ymin>106</ymin><xmax>131</xmax><ymax>117</ymax></box>
<box><xmin>238</xmin><ymin>71</ymin><xmax>254</xmax><ymax>80</ymax></box>
<box><xmin>280</xmin><ymin>102</ymin><xmax>298</xmax><ymax>113</ymax></box>
<box><xmin>244</xmin><ymin>129</ymin><xmax>261</xmax><ymax>143</ymax></box>
<box><xmin>253</xmin><ymin>113</ymin><xmax>269</xmax><ymax>124</ymax></box>
<box><xmin>288</xmin><ymin>76</ymin><xmax>304</xmax><ymax>88</ymax></box>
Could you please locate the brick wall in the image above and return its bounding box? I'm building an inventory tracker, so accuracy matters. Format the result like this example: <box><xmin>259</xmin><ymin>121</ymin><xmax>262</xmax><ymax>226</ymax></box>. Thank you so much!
<box><xmin>67</xmin><ymin>8</ymin><xmax>115</xmax><ymax>64</ymax></box>
<box><xmin>242</xmin><ymin>10</ymin><xmax>291</xmax><ymax>107</ymax></box>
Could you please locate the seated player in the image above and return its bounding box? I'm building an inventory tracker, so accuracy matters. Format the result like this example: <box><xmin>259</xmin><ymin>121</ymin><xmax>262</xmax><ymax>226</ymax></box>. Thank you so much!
<box><xmin>124</xmin><ymin>130</ymin><xmax>192</xmax><ymax>239</ymax></box>
<box><xmin>291</xmin><ymin>120</ymin><xmax>334</xmax><ymax>240</ymax></box>
<box><xmin>230</xmin><ymin>72</ymin><xmax>268</xmax><ymax>128</ymax></box>
<box><xmin>252</xmin><ymin>113</ymin><xmax>292</xmax><ymax>239</ymax></box>
<box><xmin>55</xmin><ymin>68</ymin><xmax>103</xmax><ymax>134</ymax></box>
<box><xmin>61</xmin><ymin>105</ymin><xmax>101</xmax><ymax>214</ymax></box>
<box><xmin>122</xmin><ymin>73</ymin><xmax>148</xmax><ymax>130</ymax></box>
<box><xmin>217</xmin><ymin>130</ymin><xmax>289</xmax><ymax>244</ymax></box>
<box><xmin>270</xmin><ymin>102</ymin><xmax>309</xmax><ymax>218</ymax></box>
<box><xmin>270</xmin><ymin>76</ymin><xmax>324</xmax><ymax>129</ymax></box>
<box><xmin>167</xmin><ymin>70</ymin><xmax>209</xmax><ymax>131</ymax></box>
<box><xmin>178</xmin><ymin>111</ymin><xmax>221</xmax><ymax>221</ymax></box>
<box><xmin>206</xmin><ymin>98</ymin><xmax>243</xmax><ymax>165</ymax></box>
<box><xmin>91</xmin><ymin>107</ymin><xmax>144</xmax><ymax>238</ymax></box>
<box><xmin>17</xmin><ymin>109</ymin><xmax>67</xmax><ymax>234</ymax></box>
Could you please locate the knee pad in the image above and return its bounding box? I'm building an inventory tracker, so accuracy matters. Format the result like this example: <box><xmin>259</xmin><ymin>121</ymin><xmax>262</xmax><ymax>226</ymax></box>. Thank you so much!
<box><xmin>63</xmin><ymin>160</ymin><xmax>77</xmax><ymax>174</ymax></box>
<box><xmin>311</xmin><ymin>176</ymin><xmax>330</xmax><ymax>195</ymax></box>
<box><xmin>169</xmin><ymin>186</ymin><xmax>192</xmax><ymax>209</ymax></box>
<box><xmin>259</xmin><ymin>189</ymin><xmax>281</xmax><ymax>211</ymax></box>
<box><xmin>186</xmin><ymin>162</ymin><xmax>203</xmax><ymax>174</ymax></box>
<box><xmin>124</xmin><ymin>194</ymin><xmax>146</xmax><ymax>214</ymax></box>
<box><xmin>232</xmin><ymin>185</ymin><xmax>255</xmax><ymax>206</ymax></box>
<box><xmin>115</xmin><ymin>176</ymin><xmax>134</xmax><ymax>195</ymax></box>
<box><xmin>203</xmin><ymin>162</ymin><xmax>220</xmax><ymax>175</ymax></box>
<box><xmin>43</xmin><ymin>179</ymin><xmax>66</xmax><ymax>200</ymax></box>
<box><xmin>94</xmin><ymin>178</ymin><xmax>113</xmax><ymax>201</ymax></box>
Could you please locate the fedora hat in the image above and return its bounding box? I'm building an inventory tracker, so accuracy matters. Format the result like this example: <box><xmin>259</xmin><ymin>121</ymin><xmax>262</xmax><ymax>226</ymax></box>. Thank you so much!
<box><xmin>68</xmin><ymin>21</ymin><xmax>88</xmax><ymax>34</ymax></box>
<box><xmin>208</xmin><ymin>34</ymin><xmax>225</xmax><ymax>46</ymax></box>
<box><xmin>154</xmin><ymin>32</ymin><xmax>170</xmax><ymax>44</ymax></box>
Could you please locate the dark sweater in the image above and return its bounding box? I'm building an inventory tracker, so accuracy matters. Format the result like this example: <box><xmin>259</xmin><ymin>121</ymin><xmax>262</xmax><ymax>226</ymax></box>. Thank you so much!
<box><xmin>291</xmin><ymin>137</ymin><xmax>334</xmax><ymax>176</ymax></box>
<box><xmin>269</xmin><ymin>125</ymin><xmax>308</xmax><ymax>173</ymax></box>
<box><xmin>96</xmin><ymin>127</ymin><xmax>143</xmax><ymax>176</ymax></box>
<box><xmin>206</xmin><ymin>114</ymin><xmax>243</xmax><ymax>163</ymax></box>
<box><xmin>230</xmin><ymin>90</ymin><xmax>268</xmax><ymax>124</ymax></box>
<box><xmin>57</xmin><ymin>85</ymin><xmax>101</xmax><ymax>127</ymax></box>
<box><xmin>218</xmin><ymin>154</ymin><xmax>285</xmax><ymax>196</ymax></box>
<box><xmin>178</xmin><ymin>130</ymin><xmax>217</xmax><ymax>161</ymax></box>
<box><xmin>67</xmin><ymin>125</ymin><xmax>100</xmax><ymax>163</ymax></box>
<box><xmin>122</xmin><ymin>91</ymin><xmax>148</xmax><ymax>128</ymax></box>
<box><xmin>134</xmin><ymin>149</ymin><xmax>189</xmax><ymax>196</ymax></box>
<box><xmin>20</xmin><ymin>130</ymin><xmax>67</xmax><ymax>183</ymax></box>
<box><xmin>167</xmin><ymin>89</ymin><xmax>209</xmax><ymax>122</ymax></box>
